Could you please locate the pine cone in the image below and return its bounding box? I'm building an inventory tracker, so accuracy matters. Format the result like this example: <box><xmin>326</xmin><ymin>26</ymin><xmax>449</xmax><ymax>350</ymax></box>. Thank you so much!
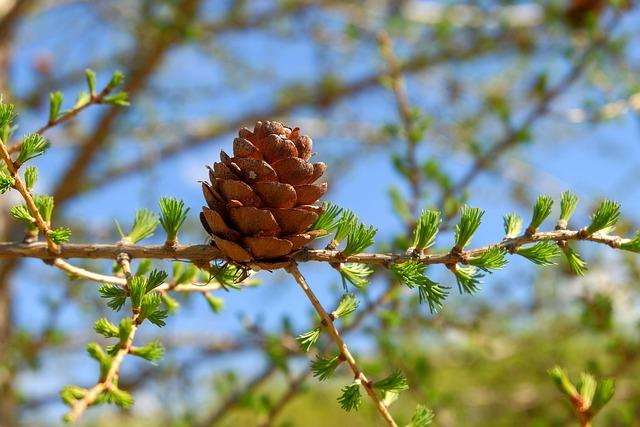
<box><xmin>200</xmin><ymin>121</ymin><xmax>327</xmax><ymax>267</ymax></box>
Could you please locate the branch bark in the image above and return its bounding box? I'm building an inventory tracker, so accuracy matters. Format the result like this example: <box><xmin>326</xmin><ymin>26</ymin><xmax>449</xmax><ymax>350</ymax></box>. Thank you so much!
<box><xmin>286</xmin><ymin>262</ymin><xmax>398</xmax><ymax>426</ymax></box>
<box><xmin>0</xmin><ymin>228</ymin><xmax>628</xmax><ymax>265</ymax></box>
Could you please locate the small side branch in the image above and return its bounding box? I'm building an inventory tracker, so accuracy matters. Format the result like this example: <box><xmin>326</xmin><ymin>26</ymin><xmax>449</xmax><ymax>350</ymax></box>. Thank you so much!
<box><xmin>51</xmin><ymin>258</ymin><xmax>247</xmax><ymax>293</ymax></box>
<box><xmin>285</xmin><ymin>262</ymin><xmax>398</xmax><ymax>427</ymax></box>
<box><xmin>65</xmin><ymin>253</ymin><xmax>138</xmax><ymax>422</ymax></box>
<box><xmin>0</xmin><ymin>139</ymin><xmax>59</xmax><ymax>253</ymax></box>
<box><xmin>7</xmin><ymin>76</ymin><xmax>119</xmax><ymax>153</ymax></box>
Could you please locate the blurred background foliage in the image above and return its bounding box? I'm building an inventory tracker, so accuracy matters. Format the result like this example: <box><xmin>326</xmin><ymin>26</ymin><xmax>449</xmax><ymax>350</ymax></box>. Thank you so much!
<box><xmin>0</xmin><ymin>0</ymin><xmax>639</xmax><ymax>426</ymax></box>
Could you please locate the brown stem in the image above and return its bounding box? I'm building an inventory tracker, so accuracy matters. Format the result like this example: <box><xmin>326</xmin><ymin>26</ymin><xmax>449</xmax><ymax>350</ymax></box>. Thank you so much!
<box><xmin>6</xmin><ymin>85</ymin><xmax>117</xmax><ymax>154</ymax></box>
<box><xmin>285</xmin><ymin>262</ymin><xmax>398</xmax><ymax>427</ymax></box>
<box><xmin>0</xmin><ymin>139</ymin><xmax>59</xmax><ymax>253</ymax></box>
<box><xmin>51</xmin><ymin>257</ymin><xmax>247</xmax><ymax>293</ymax></box>
<box><xmin>65</xmin><ymin>253</ymin><xmax>138</xmax><ymax>422</ymax></box>
<box><xmin>0</xmin><ymin>227</ymin><xmax>626</xmax><ymax>266</ymax></box>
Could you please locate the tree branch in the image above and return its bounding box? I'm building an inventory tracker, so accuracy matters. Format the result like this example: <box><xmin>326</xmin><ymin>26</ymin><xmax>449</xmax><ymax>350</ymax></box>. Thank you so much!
<box><xmin>0</xmin><ymin>227</ymin><xmax>630</xmax><ymax>266</ymax></box>
<box><xmin>285</xmin><ymin>262</ymin><xmax>398</xmax><ymax>427</ymax></box>
<box><xmin>6</xmin><ymin>83</ymin><xmax>119</xmax><ymax>154</ymax></box>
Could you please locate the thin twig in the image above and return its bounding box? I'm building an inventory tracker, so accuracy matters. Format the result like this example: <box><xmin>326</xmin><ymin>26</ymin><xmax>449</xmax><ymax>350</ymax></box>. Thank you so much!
<box><xmin>260</xmin><ymin>283</ymin><xmax>397</xmax><ymax>426</ymax></box>
<box><xmin>65</xmin><ymin>253</ymin><xmax>138</xmax><ymax>422</ymax></box>
<box><xmin>0</xmin><ymin>139</ymin><xmax>59</xmax><ymax>253</ymax></box>
<box><xmin>51</xmin><ymin>258</ymin><xmax>251</xmax><ymax>293</ymax></box>
<box><xmin>7</xmin><ymin>86</ymin><xmax>118</xmax><ymax>154</ymax></box>
<box><xmin>285</xmin><ymin>262</ymin><xmax>398</xmax><ymax>427</ymax></box>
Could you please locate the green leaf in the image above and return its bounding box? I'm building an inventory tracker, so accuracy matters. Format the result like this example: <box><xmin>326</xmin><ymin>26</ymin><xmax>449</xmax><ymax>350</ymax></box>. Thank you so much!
<box><xmin>503</xmin><ymin>213</ymin><xmax>523</xmax><ymax>238</ymax></box>
<box><xmin>208</xmin><ymin>263</ymin><xmax>250</xmax><ymax>288</ymax></box>
<box><xmin>49</xmin><ymin>227</ymin><xmax>71</xmax><ymax>244</ymax></box>
<box><xmin>560</xmin><ymin>191</ymin><xmax>579</xmax><ymax>222</ymax></box>
<box><xmin>527</xmin><ymin>195</ymin><xmax>553</xmax><ymax>233</ymax></box>
<box><xmin>311</xmin><ymin>354</ymin><xmax>341</xmax><ymax>381</ymax></box>
<box><xmin>392</xmin><ymin>260</ymin><xmax>448</xmax><ymax>313</ymax></box>
<box><xmin>145</xmin><ymin>269</ymin><xmax>168</xmax><ymax>293</ymax></box>
<box><xmin>204</xmin><ymin>293</ymin><xmax>224</xmax><ymax>313</ymax></box>
<box><xmin>98</xmin><ymin>285</ymin><xmax>126</xmax><ymax>311</ymax></box>
<box><xmin>0</xmin><ymin>98</ymin><xmax>17</xmax><ymax>129</ymax></box>
<box><xmin>49</xmin><ymin>91</ymin><xmax>63</xmax><ymax>122</ymax></box>
<box><xmin>100</xmin><ymin>387</ymin><xmax>133</xmax><ymax>408</ymax></box>
<box><xmin>454</xmin><ymin>205</ymin><xmax>484</xmax><ymax>250</ymax></box>
<box><xmin>73</xmin><ymin>91</ymin><xmax>90</xmax><ymax>109</ymax></box>
<box><xmin>339</xmin><ymin>263</ymin><xmax>373</xmax><ymax>289</ymax></box>
<box><xmin>103</xmin><ymin>92</ymin><xmax>130</xmax><ymax>107</ymax></box>
<box><xmin>94</xmin><ymin>318</ymin><xmax>119</xmax><ymax>338</ymax></box>
<box><xmin>412</xmin><ymin>209</ymin><xmax>441</xmax><ymax>251</ymax></box>
<box><xmin>332</xmin><ymin>293</ymin><xmax>359</xmax><ymax>319</ymax></box>
<box><xmin>130</xmin><ymin>339</ymin><xmax>164</xmax><ymax>364</ymax></box>
<box><xmin>34</xmin><ymin>194</ymin><xmax>54</xmax><ymax>223</ymax></box>
<box><xmin>24</xmin><ymin>166</ymin><xmax>38</xmax><ymax>192</ymax></box>
<box><xmin>591</xmin><ymin>378</ymin><xmax>615</xmax><ymax>414</ymax></box>
<box><xmin>119</xmin><ymin>208</ymin><xmax>159</xmax><ymax>243</ymax></box>
<box><xmin>60</xmin><ymin>385</ymin><xmax>85</xmax><ymax>406</ymax></box>
<box><xmin>9</xmin><ymin>205</ymin><xmax>34</xmax><ymax>224</ymax></box>
<box><xmin>140</xmin><ymin>292</ymin><xmax>168</xmax><ymax>327</ymax></box>
<box><xmin>173</xmin><ymin>262</ymin><xmax>197</xmax><ymax>285</ymax></box>
<box><xmin>86</xmin><ymin>342</ymin><xmax>111</xmax><ymax>379</ymax></box>
<box><xmin>161</xmin><ymin>293</ymin><xmax>180</xmax><ymax>313</ymax></box>
<box><xmin>0</xmin><ymin>168</ymin><xmax>14</xmax><ymax>193</ymax></box>
<box><xmin>86</xmin><ymin>342</ymin><xmax>110</xmax><ymax>365</ymax></box>
<box><xmin>159</xmin><ymin>197</ymin><xmax>190</xmax><ymax>243</ymax></box>
<box><xmin>119</xmin><ymin>317</ymin><xmax>133</xmax><ymax>345</ymax></box>
<box><xmin>338</xmin><ymin>382</ymin><xmax>362</xmax><ymax>412</ymax></box>
<box><xmin>85</xmin><ymin>68</ymin><xmax>97</xmax><ymax>95</ymax></box>
<box><xmin>296</xmin><ymin>327</ymin><xmax>320</xmax><ymax>352</ymax></box>
<box><xmin>310</xmin><ymin>202</ymin><xmax>343</xmax><ymax>235</ymax></box>
<box><xmin>549</xmin><ymin>366</ymin><xmax>579</xmax><ymax>398</ymax></box>
<box><xmin>107</xmin><ymin>70</ymin><xmax>125</xmax><ymax>90</ymax></box>
<box><xmin>586</xmin><ymin>200</ymin><xmax>620</xmax><ymax>234</ymax></box>
<box><xmin>452</xmin><ymin>265</ymin><xmax>483</xmax><ymax>295</ymax></box>
<box><xmin>129</xmin><ymin>276</ymin><xmax>147</xmax><ymax>310</ymax></box>
<box><xmin>407</xmin><ymin>404</ymin><xmax>435</xmax><ymax>426</ymax></box>
<box><xmin>16</xmin><ymin>133</ymin><xmax>49</xmax><ymax>166</ymax></box>
<box><xmin>373</xmin><ymin>370</ymin><xmax>409</xmax><ymax>394</ymax></box>
<box><xmin>467</xmin><ymin>246</ymin><xmax>507</xmax><ymax>272</ymax></box>
<box><xmin>334</xmin><ymin>209</ymin><xmax>357</xmax><ymax>243</ymax></box>
<box><xmin>516</xmin><ymin>241</ymin><xmax>561</xmax><ymax>265</ymax></box>
<box><xmin>620</xmin><ymin>231</ymin><xmax>640</xmax><ymax>253</ymax></box>
<box><xmin>341</xmin><ymin>222</ymin><xmax>377</xmax><ymax>258</ymax></box>
<box><xmin>564</xmin><ymin>247</ymin><xmax>588</xmax><ymax>275</ymax></box>
<box><xmin>578</xmin><ymin>373</ymin><xmax>597</xmax><ymax>409</ymax></box>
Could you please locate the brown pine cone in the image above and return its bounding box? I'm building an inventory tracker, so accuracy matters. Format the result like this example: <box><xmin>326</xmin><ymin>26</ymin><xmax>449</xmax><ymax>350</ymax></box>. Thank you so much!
<box><xmin>200</xmin><ymin>121</ymin><xmax>327</xmax><ymax>267</ymax></box>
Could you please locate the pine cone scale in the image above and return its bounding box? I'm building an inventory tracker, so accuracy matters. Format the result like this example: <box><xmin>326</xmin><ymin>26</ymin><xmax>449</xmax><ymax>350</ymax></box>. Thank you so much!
<box><xmin>252</xmin><ymin>181</ymin><xmax>297</xmax><ymax>208</ymax></box>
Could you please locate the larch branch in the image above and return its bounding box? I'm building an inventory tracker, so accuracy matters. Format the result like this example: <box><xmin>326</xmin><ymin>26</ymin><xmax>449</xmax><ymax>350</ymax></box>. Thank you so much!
<box><xmin>0</xmin><ymin>228</ymin><xmax>629</xmax><ymax>266</ymax></box>
<box><xmin>286</xmin><ymin>262</ymin><xmax>398</xmax><ymax>427</ymax></box>
<box><xmin>65</xmin><ymin>253</ymin><xmax>138</xmax><ymax>422</ymax></box>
